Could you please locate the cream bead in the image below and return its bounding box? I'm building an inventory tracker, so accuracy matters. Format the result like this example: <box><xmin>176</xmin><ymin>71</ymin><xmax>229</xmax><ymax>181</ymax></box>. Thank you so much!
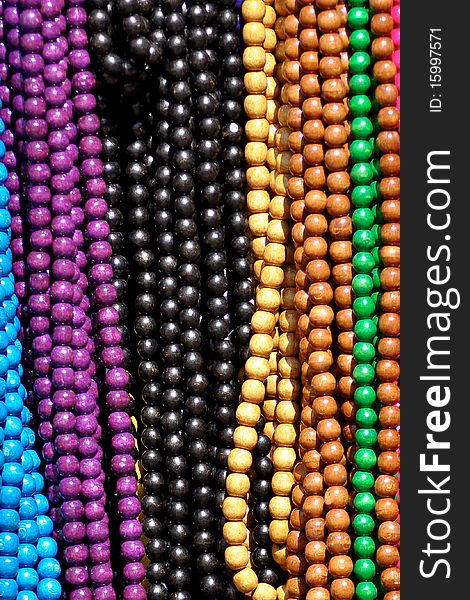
<box><xmin>263</xmin><ymin>399</ymin><xmax>277</xmax><ymax>421</ymax></box>
<box><xmin>278</xmin><ymin>309</ymin><xmax>298</xmax><ymax>332</ymax></box>
<box><xmin>278</xmin><ymin>378</ymin><xmax>300</xmax><ymax>402</ymax></box>
<box><xmin>226</xmin><ymin>473</ymin><xmax>251</xmax><ymax>497</ymax></box>
<box><xmin>262</xmin><ymin>5</ymin><xmax>276</xmax><ymax>27</ymax></box>
<box><xmin>260</xmin><ymin>265</ymin><xmax>284</xmax><ymax>288</ymax></box>
<box><xmin>245</xmin><ymin>71</ymin><xmax>268</xmax><ymax>94</ymax></box>
<box><xmin>256</xmin><ymin>287</ymin><xmax>281</xmax><ymax>312</ymax></box>
<box><xmin>272</xmin><ymin>471</ymin><xmax>295</xmax><ymax>495</ymax></box>
<box><xmin>274</xmin><ymin>0</ymin><xmax>288</xmax><ymax>16</ymax></box>
<box><xmin>273</xmin><ymin>173</ymin><xmax>288</xmax><ymax>195</ymax></box>
<box><xmin>246</xmin><ymin>141</ymin><xmax>268</xmax><ymax>166</ymax></box>
<box><xmin>246</xmin><ymin>118</ymin><xmax>270</xmax><ymax>141</ymax></box>
<box><xmin>272</xmin><ymin>446</ymin><xmax>296</xmax><ymax>470</ymax></box>
<box><xmin>241</xmin><ymin>379</ymin><xmax>266</xmax><ymax>404</ymax></box>
<box><xmin>264</xmin><ymin>242</ymin><xmax>286</xmax><ymax>266</ymax></box>
<box><xmin>247</xmin><ymin>189</ymin><xmax>270</xmax><ymax>212</ymax></box>
<box><xmin>269</xmin><ymin>519</ymin><xmax>289</xmax><ymax>544</ymax></box>
<box><xmin>269</xmin><ymin>496</ymin><xmax>292</xmax><ymax>519</ymax></box>
<box><xmin>278</xmin><ymin>356</ymin><xmax>301</xmax><ymax>378</ymax></box>
<box><xmin>267</xmin><ymin>219</ymin><xmax>290</xmax><ymax>243</ymax></box>
<box><xmin>267</xmin><ymin>123</ymin><xmax>279</xmax><ymax>147</ymax></box>
<box><xmin>228</xmin><ymin>448</ymin><xmax>253</xmax><ymax>473</ymax></box>
<box><xmin>249</xmin><ymin>213</ymin><xmax>269</xmax><ymax>236</ymax></box>
<box><xmin>264</xmin><ymin>52</ymin><xmax>277</xmax><ymax>76</ymax></box>
<box><xmin>254</xmin><ymin>259</ymin><xmax>264</xmax><ymax>281</ymax></box>
<box><xmin>253</xmin><ymin>583</ymin><xmax>277</xmax><ymax>600</ymax></box>
<box><xmin>276</xmin><ymin>585</ymin><xmax>287</xmax><ymax>600</ymax></box>
<box><xmin>266</xmin><ymin>76</ymin><xmax>280</xmax><ymax>100</ymax></box>
<box><xmin>269</xmin><ymin>196</ymin><xmax>290</xmax><ymax>219</ymax></box>
<box><xmin>247</xmin><ymin>166</ymin><xmax>270</xmax><ymax>189</ymax></box>
<box><xmin>263</xmin><ymin>28</ymin><xmax>277</xmax><ymax>51</ymax></box>
<box><xmin>278</xmin><ymin>332</ymin><xmax>298</xmax><ymax>356</ymax></box>
<box><xmin>272</xmin><ymin>544</ymin><xmax>288</xmax><ymax>567</ymax></box>
<box><xmin>249</xmin><ymin>333</ymin><xmax>274</xmax><ymax>357</ymax></box>
<box><xmin>223</xmin><ymin>497</ymin><xmax>248</xmax><ymax>521</ymax></box>
<box><xmin>245</xmin><ymin>95</ymin><xmax>268</xmax><ymax>119</ymax></box>
<box><xmin>223</xmin><ymin>521</ymin><xmax>248</xmax><ymax>545</ymax></box>
<box><xmin>251</xmin><ymin>310</ymin><xmax>276</xmax><ymax>334</ymax></box>
<box><xmin>268</xmin><ymin>351</ymin><xmax>279</xmax><ymax>374</ymax></box>
<box><xmin>252</xmin><ymin>236</ymin><xmax>268</xmax><ymax>259</ymax></box>
<box><xmin>265</xmin><ymin>375</ymin><xmax>278</xmax><ymax>399</ymax></box>
<box><xmin>273</xmin><ymin>423</ymin><xmax>297</xmax><ymax>447</ymax></box>
<box><xmin>241</xmin><ymin>0</ymin><xmax>266</xmax><ymax>22</ymax></box>
<box><xmin>266</xmin><ymin>99</ymin><xmax>279</xmax><ymax>124</ymax></box>
<box><xmin>276</xmin><ymin>151</ymin><xmax>291</xmax><ymax>174</ymax></box>
<box><xmin>225</xmin><ymin>545</ymin><xmax>249</xmax><ymax>571</ymax></box>
<box><xmin>264</xmin><ymin>421</ymin><xmax>275</xmax><ymax>440</ymax></box>
<box><xmin>266</xmin><ymin>147</ymin><xmax>278</xmax><ymax>171</ymax></box>
<box><xmin>243</xmin><ymin>46</ymin><xmax>267</xmax><ymax>70</ymax></box>
<box><xmin>245</xmin><ymin>356</ymin><xmax>270</xmax><ymax>380</ymax></box>
<box><xmin>271</xmin><ymin>327</ymin><xmax>280</xmax><ymax>349</ymax></box>
<box><xmin>233</xmin><ymin>568</ymin><xmax>258</xmax><ymax>594</ymax></box>
<box><xmin>236</xmin><ymin>402</ymin><xmax>262</xmax><ymax>427</ymax></box>
<box><xmin>233</xmin><ymin>425</ymin><xmax>258</xmax><ymax>449</ymax></box>
<box><xmin>276</xmin><ymin>399</ymin><xmax>300</xmax><ymax>423</ymax></box>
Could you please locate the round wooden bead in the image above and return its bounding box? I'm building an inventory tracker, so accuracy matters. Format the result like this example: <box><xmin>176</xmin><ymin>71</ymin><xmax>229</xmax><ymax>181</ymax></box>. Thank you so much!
<box><xmin>233</xmin><ymin>568</ymin><xmax>258</xmax><ymax>594</ymax></box>
<box><xmin>253</xmin><ymin>583</ymin><xmax>278</xmax><ymax>600</ymax></box>
<box><xmin>236</xmin><ymin>402</ymin><xmax>262</xmax><ymax>427</ymax></box>
<box><xmin>224</xmin><ymin>522</ymin><xmax>248</xmax><ymax>545</ymax></box>
<box><xmin>270</xmin><ymin>496</ymin><xmax>293</xmax><ymax>519</ymax></box>
<box><xmin>228</xmin><ymin>448</ymin><xmax>253</xmax><ymax>473</ymax></box>
<box><xmin>272</xmin><ymin>471</ymin><xmax>296</xmax><ymax>495</ymax></box>
<box><xmin>245</xmin><ymin>356</ymin><xmax>271</xmax><ymax>379</ymax></box>
<box><xmin>269</xmin><ymin>519</ymin><xmax>290</xmax><ymax>543</ymax></box>
<box><xmin>226</xmin><ymin>473</ymin><xmax>251</xmax><ymax>497</ymax></box>
<box><xmin>223</xmin><ymin>497</ymin><xmax>248</xmax><ymax>521</ymax></box>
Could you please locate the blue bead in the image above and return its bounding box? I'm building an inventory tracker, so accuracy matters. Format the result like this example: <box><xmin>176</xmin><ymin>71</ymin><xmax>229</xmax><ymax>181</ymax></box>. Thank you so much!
<box><xmin>0</xmin><ymin>509</ymin><xmax>19</xmax><ymax>531</ymax></box>
<box><xmin>36</xmin><ymin>579</ymin><xmax>61</xmax><ymax>600</ymax></box>
<box><xmin>0</xmin><ymin>486</ymin><xmax>21</xmax><ymax>508</ymax></box>
<box><xmin>19</xmin><ymin>499</ymin><xmax>38</xmax><ymax>520</ymax></box>
<box><xmin>2</xmin><ymin>463</ymin><xmax>25</xmax><ymax>485</ymax></box>
<box><xmin>0</xmin><ymin>140</ymin><xmax>5</xmax><ymax>158</ymax></box>
<box><xmin>21</xmin><ymin>407</ymin><xmax>31</xmax><ymax>426</ymax></box>
<box><xmin>0</xmin><ymin>578</ymin><xmax>18</xmax><ymax>600</ymax></box>
<box><xmin>5</xmin><ymin>417</ymin><xmax>23</xmax><ymax>439</ymax></box>
<box><xmin>0</xmin><ymin>401</ymin><xmax>7</xmax><ymax>421</ymax></box>
<box><xmin>0</xmin><ymin>532</ymin><xmax>19</xmax><ymax>556</ymax></box>
<box><xmin>0</xmin><ymin>210</ymin><xmax>10</xmax><ymax>230</ymax></box>
<box><xmin>5</xmin><ymin>324</ymin><xmax>17</xmax><ymax>343</ymax></box>
<box><xmin>0</xmin><ymin>232</ymin><xmax>9</xmax><ymax>252</ymax></box>
<box><xmin>17</xmin><ymin>568</ymin><xmax>39</xmax><ymax>591</ymax></box>
<box><xmin>17</xmin><ymin>592</ymin><xmax>39</xmax><ymax>600</ymax></box>
<box><xmin>31</xmin><ymin>473</ymin><xmax>43</xmax><ymax>494</ymax></box>
<box><xmin>21</xmin><ymin>476</ymin><xmax>36</xmax><ymax>497</ymax></box>
<box><xmin>6</xmin><ymin>345</ymin><xmax>21</xmax><ymax>367</ymax></box>
<box><xmin>0</xmin><ymin>355</ymin><xmax>10</xmax><ymax>376</ymax></box>
<box><xmin>0</xmin><ymin>331</ymin><xmax>9</xmax><ymax>351</ymax></box>
<box><xmin>36</xmin><ymin>538</ymin><xmax>57</xmax><ymax>559</ymax></box>
<box><xmin>21</xmin><ymin>453</ymin><xmax>33</xmax><ymax>475</ymax></box>
<box><xmin>13</xmin><ymin>317</ymin><xmax>21</xmax><ymax>333</ymax></box>
<box><xmin>35</xmin><ymin>517</ymin><xmax>53</xmax><ymax>538</ymax></box>
<box><xmin>0</xmin><ymin>449</ymin><xmax>5</xmax><ymax>469</ymax></box>
<box><xmin>33</xmin><ymin>495</ymin><xmax>48</xmax><ymax>516</ymax></box>
<box><xmin>5</xmin><ymin>393</ymin><xmax>23</xmax><ymax>415</ymax></box>
<box><xmin>0</xmin><ymin>309</ymin><xmax>6</xmax><ymax>330</ymax></box>
<box><xmin>4</xmin><ymin>441</ymin><xmax>23</xmax><ymax>462</ymax></box>
<box><xmin>37</xmin><ymin>559</ymin><xmax>60</xmax><ymax>580</ymax></box>
<box><xmin>0</xmin><ymin>163</ymin><xmax>7</xmax><ymax>184</ymax></box>
<box><xmin>18</xmin><ymin>386</ymin><xmax>27</xmax><ymax>401</ymax></box>
<box><xmin>21</xmin><ymin>429</ymin><xmax>35</xmax><ymax>449</ymax></box>
<box><xmin>0</xmin><ymin>556</ymin><xmax>18</xmax><ymax>577</ymax></box>
<box><xmin>6</xmin><ymin>371</ymin><xmax>20</xmax><ymax>391</ymax></box>
<box><xmin>3</xmin><ymin>301</ymin><xmax>16</xmax><ymax>321</ymax></box>
<box><xmin>0</xmin><ymin>186</ymin><xmax>8</xmax><ymax>208</ymax></box>
<box><xmin>29</xmin><ymin>451</ymin><xmax>41</xmax><ymax>471</ymax></box>
<box><xmin>17</xmin><ymin>544</ymin><xmax>38</xmax><ymax>568</ymax></box>
<box><xmin>17</xmin><ymin>521</ymin><xmax>39</xmax><ymax>544</ymax></box>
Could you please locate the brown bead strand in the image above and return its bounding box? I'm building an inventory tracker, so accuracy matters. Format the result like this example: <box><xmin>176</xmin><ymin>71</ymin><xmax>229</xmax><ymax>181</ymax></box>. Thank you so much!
<box><xmin>369</xmin><ymin>1</ymin><xmax>400</xmax><ymax>598</ymax></box>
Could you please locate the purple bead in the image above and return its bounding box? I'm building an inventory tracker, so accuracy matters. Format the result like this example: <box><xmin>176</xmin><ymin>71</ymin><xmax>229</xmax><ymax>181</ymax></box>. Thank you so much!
<box><xmin>61</xmin><ymin>500</ymin><xmax>85</xmax><ymax>522</ymax></box>
<box><xmin>123</xmin><ymin>585</ymin><xmax>146</xmax><ymax>600</ymax></box>
<box><xmin>121</xmin><ymin>540</ymin><xmax>145</xmax><ymax>562</ymax></box>
<box><xmin>57</xmin><ymin>455</ymin><xmax>80</xmax><ymax>477</ymax></box>
<box><xmin>119</xmin><ymin>520</ymin><xmax>143</xmax><ymax>542</ymax></box>
<box><xmin>89</xmin><ymin>543</ymin><xmax>110</xmax><ymax>565</ymax></box>
<box><xmin>64</xmin><ymin>544</ymin><xmax>88</xmax><ymax>565</ymax></box>
<box><xmin>84</xmin><ymin>501</ymin><xmax>105</xmax><ymax>522</ymax></box>
<box><xmin>77</xmin><ymin>436</ymin><xmax>98</xmax><ymax>458</ymax></box>
<box><xmin>55</xmin><ymin>433</ymin><xmax>79</xmax><ymax>455</ymax></box>
<box><xmin>123</xmin><ymin>562</ymin><xmax>146</xmax><ymax>583</ymax></box>
<box><xmin>75</xmin><ymin>415</ymin><xmax>97</xmax><ymax>437</ymax></box>
<box><xmin>63</xmin><ymin>521</ymin><xmax>87</xmax><ymax>543</ymax></box>
<box><xmin>79</xmin><ymin>458</ymin><xmax>101</xmax><ymax>480</ymax></box>
<box><xmin>115</xmin><ymin>478</ymin><xmax>138</xmax><ymax>499</ymax></box>
<box><xmin>93</xmin><ymin>586</ymin><xmax>116</xmax><ymax>600</ymax></box>
<box><xmin>65</xmin><ymin>566</ymin><xmax>89</xmax><ymax>587</ymax></box>
<box><xmin>53</xmin><ymin>390</ymin><xmax>76</xmax><ymax>410</ymax></box>
<box><xmin>58</xmin><ymin>476</ymin><xmax>82</xmax><ymax>500</ymax></box>
<box><xmin>108</xmin><ymin>412</ymin><xmax>131</xmax><ymax>433</ymax></box>
<box><xmin>69</xmin><ymin>588</ymin><xmax>92</xmax><ymax>600</ymax></box>
<box><xmin>53</xmin><ymin>411</ymin><xmax>76</xmax><ymax>433</ymax></box>
<box><xmin>117</xmin><ymin>497</ymin><xmax>141</xmax><ymax>519</ymax></box>
<box><xmin>90</xmin><ymin>563</ymin><xmax>113</xmax><ymax>586</ymax></box>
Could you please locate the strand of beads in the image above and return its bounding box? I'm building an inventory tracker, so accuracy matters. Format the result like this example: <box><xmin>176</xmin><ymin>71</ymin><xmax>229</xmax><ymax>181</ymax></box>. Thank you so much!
<box><xmin>369</xmin><ymin>1</ymin><xmax>400</xmax><ymax>597</ymax></box>
<box><xmin>0</xmin><ymin>98</ymin><xmax>62</xmax><ymax>600</ymax></box>
<box><xmin>346</xmin><ymin>4</ymin><xmax>382</xmax><ymax>600</ymax></box>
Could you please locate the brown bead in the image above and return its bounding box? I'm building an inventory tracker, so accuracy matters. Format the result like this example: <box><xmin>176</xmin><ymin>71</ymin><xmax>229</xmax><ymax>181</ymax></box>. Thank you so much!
<box><xmin>375</xmin><ymin>474</ymin><xmax>399</xmax><ymax>498</ymax></box>
<box><xmin>373</xmin><ymin>60</ymin><xmax>397</xmax><ymax>83</ymax></box>
<box><xmin>330</xmin><ymin>216</ymin><xmax>352</xmax><ymax>240</ymax></box>
<box><xmin>311</xmin><ymin>372</ymin><xmax>337</xmax><ymax>395</ymax></box>
<box><xmin>324</xmin><ymin>125</ymin><xmax>348</xmax><ymax>148</ymax></box>
<box><xmin>312</xmin><ymin>396</ymin><xmax>337</xmax><ymax>419</ymax></box>
<box><xmin>376</xmin><ymin>359</ymin><xmax>400</xmax><ymax>382</ymax></box>
<box><xmin>336</xmin><ymin>308</ymin><xmax>353</xmax><ymax>330</ymax></box>
<box><xmin>380</xmin><ymin>291</ymin><xmax>400</xmax><ymax>313</ymax></box>
<box><xmin>379</xmin><ymin>405</ymin><xmax>400</xmax><ymax>428</ymax></box>
<box><xmin>304</xmin><ymin>237</ymin><xmax>328</xmax><ymax>259</ymax></box>
<box><xmin>376</xmin><ymin>497</ymin><xmax>399</xmax><ymax>522</ymax></box>
<box><xmin>308</xmin><ymin>327</ymin><xmax>333</xmax><ymax>351</ymax></box>
<box><xmin>303</xmin><ymin>450</ymin><xmax>322</xmax><ymax>472</ymax></box>
<box><xmin>323</xmin><ymin>463</ymin><xmax>347</xmax><ymax>486</ymax></box>
<box><xmin>372</xmin><ymin>36</ymin><xmax>395</xmax><ymax>59</ymax></box>
<box><xmin>305</xmin><ymin>540</ymin><xmax>326</xmax><ymax>563</ymax></box>
<box><xmin>287</xmin><ymin>107</ymin><xmax>303</xmax><ymax>131</ymax></box>
<box><xmin>284</xmin><ymin>14</ymin><xmax>300</xmax><ymax>36</ymax></box>
<box><xmin>300</xmin><ymin>51</ymin><xmax>319</xmax><ymax>73</ymax></box>
<box><xmin>290</xmin><ymin>508</ymin><xmax>309</xmax><ymax>531</ymax></box>
<box><xmin>380</xmin><ymin>153</ymin><xmax>400</xmax><ymax>177</ymax></box>
<box><xmin>306</xmin><ymin>589</ymin><xmax>330</xmax><ymax>600</ymax></box>
<box><xmin>325</xmin><ymin>148</ymin><xmax>349</xmax><ymax>171</ymax></box>
<box><xmin>378</xmin><ymin>106</ymin><xmax>400</xmax><ymax>130</ymax></box>
<box><xmin>378</xmin><ymin>451</ymin><xmax>400</xmax><ymax>475</ymax></box>
<box><xmin>377</xmin><ymin>545</ymin><xmax>400</xmax><ymax>568</ymax></box>
<box><xmin>319</xmin><ymin>33</ymin><xmax>343</xmax><ymax>56</ymax></box>
<box><xmin>326</xmin><ymin>194</ymin><xmax>350</xmax><ymax>216</ymax></box>
<box><xmin>309</xmin><ymin>282</ymin><xmax>334</xmax><ymax>306</ymax></box>
<box><xmin>376</xmin><ymin>83</ymin><xmax>398</xmax><ymax>106</ymax></box>
<box><xmin>371</xmin><ymin>13</ymin><xmax>393</xmax><ymax>36</ymax></box>
<box><xmin>300</xmin><ymin>29</ymin><xmax>319</xmax><ymax>51</ymax></box>
<box><xmin>305</xmin><ymin>517</ymin><xmax>325</xmax><ymax>541</ymax></box>
<box><xmin>303</xmin><ymin>120</ymin><xmax>325</xmax><ymax>144</ymax></box>
<box><xmin>309</xmin><ymin>305</ymin><xmax>334</xmax><ymax>328</ymax></box>
<box><xmin>378</xmin><ymin>428</ymin><xmax>400</xmax><ymax>451</ymax></box>
<box><xmin>377</xmin><ymin>131</ymin><xmax>400</xmax><ymax>154</ymax></box>
<box><xmin>380</xmin><ymin>246</ymin><xmax>400</xmax><ymax>268</ymax></box>
<box><xmin>286</xmin><ymin>554</ymin><xmax>308</xmax><ymax>576</ymax></box>
<box><xmin>304</xmin><ymin>189</ymin><xmax>328</xmax><ymax>212</ymax></box>
<box><xmin>322</xmin><ymin>102</ymin><xmax>348</xmax><ymax>124</ymax></box>
<box><xmin>299</xmin><ymin>5</ymin><xmax>317</xmax><ymax>27</ymax></box>
<box><xmin>303</xmin><ymin>495</ymin><xmax>324</xmax><ymax>518</ymax></box>
<box><xmin>291</xmin><ymin>199</ymin><xmax>307</xmax><ymax>222</ymax></box>
<box><xmin>327</xmin><ymin>171</ymin><xmax>350</xmax><ymax>194</ymax></box>
<box><xmin>378</xmin><ymin>521</ymin><xmax>400</xmax><ymax>545</ymax></box>
<box><xmin>301</xmin><ymin>74</ymin><xmax>321</xmax><ymax>97</ymax></box>
<box><xmin>305</xmin><ymin>166</ymin><xmax>328</xmax><ymax>189</ymax></box>
<box><xmin>304</xmin><ymin>143</ymin><xmax>325</xmax><ymax>166</ymax></box>
<box><xmin>305</xmin><ymin>564</ymin><xmax>328</xmax><ymax>588</ymax></box>
<box><xmin>384</xmin><ymin>592</ymin><xmax>400</xmax><ymax>600</ymax></box>
<box><xmin>379</xmin><ymin>312</ymin><xmax>400</xmax><ymax>336</ymax></box>
<box><xmin>317</xmin><ymin>418</ymin><xmax>341</xmax><ymax>442</ymax></box>
<box><xmin>324</xmin><ymin>485</ymin><xmax>349</xmax><ymax>509</ymax></box>
<box><xmin>377</xmin><ymin>382</ymin><xmax>400</xmax><ymax>405</ymax></box>
<box><xmin>289</xmin><ymin>131</ymin><xmax>306</xmax><ymax>154</ymax></box>
<box><xmin>303</xmin><ymin>472</ymin><xmax>324</xmax><ymax>495</ymax></box>
<box><xmin>317</xmin><ymin>9</ymin><xmax>341</xmax><ymax>31</ymax></box>
<box><xmin>325</xmin><ymin>508</ymin><xmax>349</xmax><ymax>532</ymax></box>
<box><xmin>288</xmin><ymin>176</ymin><xmax>306</xmax><ymax>200</ymax></box>
<box><xmin>321</xmin><ymin>441</ymin><xmax>344</xmax><ymax>464</ymax></box>
<box><xmin>329</xmin><ymin>555</ymin><xmax>353</xmax><ymax>578</ymax></box>
<box><xmin>319</xmin><ymin>56</ymin><xmax>343</xmax><ymax>79</ymax></box>
<box><xmin>316</xmin><ymin>0</ymin><xmax>338</xmax><ymax>7</ymax></box>
<box><xmin>303</xmin><ymin>97</ymin><xmax>323</xmax><ymax>119</ymax></box>
<box><xmin>292</xmin><ymin>484</ymin><xmax>307</xmax><ymax>507</ymax></box>
<box><xmin>326</xmin><ymin>531</ymin><xmax>351</xmax><ymax>555</ymax></box>
<box><xmin>337</xmin><ymin>331</ymin><xmax>354</xmax><ymax>352</ymax></box>
<box><xmin>322</xmin><ymin>79</ymin><xmax>347</xmax><ymax>102</ymax></box>
<box><xmin>330</xmin><ymin>578</ymin><xmax>355</xmax><ymax>600</ymax></box>
<box><xmin>285</xmin><ymin>37</ymin><xmax>301</xmax><ymax>60</ymax></box>
<box><xmin>381</xmin><ymin>567</ymin><xmax>400</xmax><ymax>591</ymax></box>
<box><xmin>369</xmin><ymin>0</ymin><xmax>393</xmax><ymax>9</ymax></box>
<box><xmin>299</xmin><ymin>427</ymin><xmax>318</xmax><ymax>450</ymax></box>
<box><xmin>286</xmin><ymin>576</ymin><xmax>308</xmax><ymax>599</ymax></box>
<box><xmin>287</xmin><ymin>531</ymin><xmax>308</xmax><ymax>554</ymax></box>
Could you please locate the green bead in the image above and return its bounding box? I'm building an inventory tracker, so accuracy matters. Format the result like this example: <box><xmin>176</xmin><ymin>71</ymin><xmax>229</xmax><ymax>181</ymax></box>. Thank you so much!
<box><xmin>350</xmin><ymin>141</ymin><xmax>373</xmax><ymax>164</ymax></box>
<box><xmin>348</xmin><ymin>0</ymin><xmax>367</xmax><ymax>5</ymax></box>
<box><xmin>352</xmin><ymin>252</ymin><xmax>375</xmax><ymax>273</ymax></box>
<box><xmin>353</xmin><ymin>296</ymin><xmax>376</xmax><ymax>319</ymax></box>
<box><xmin>354</xmin><ymin>492</ymin><xmax>375</xmax><ymax>514</ymax></box>
<box><xmin>354</xmin><ymin>559</ymin><xmax>376</xmax><ymax>582</ymax></box>
<box><xmin>355</xmin><ymin>428</ymin><xmax>378</xmax><ymax>448</ymax></box>
<box><xmin>349</xmin><ymin>74</ymin><xmax>371</xmax><ymax>94</ymax></box>
<box><xmin>375</xmin><ymin>203</ymin><xmax>384</xmax><ymax>223</ymax></box>
<box><xmin>349</xmin><ymin>95</ymin><xmax>372</xmax><ymax>118</ymax></box>
<box><xmin>371</xmin><ymin>157</ymin><xmax>381</xmax><ymax>178</ymax></box>
<box><xmin>351</xmin><ymin>117</ymin><xmax>373</xmax><ymax>140</ymax></box>
<box><xmin>353</xmin><ymin>342</ymin><xmax>375</xmax><ymax>364</ymax></box>
<box><xmin>371</xmin><ymin>246</ymin><xmax>381</xmax><ymax>266</ymax></box>
<box><xmin>350</xmin><ymin>29</ymin><xmax>371</xmax><ymax>51</ymax></box>
<box><xmin>354</xmin><ymin>318</ymin><xmax>377</xmax><ymax>341</ymax></box>
<box><xmin>351</xmin><ymin>163</ymin><xmax>374</xmax><ymax>186</ymax></box>
<box><xmin>355</xmin><ymin>447</ymin><xmax>377</xmax><ymax>470</ymax></box>
<box><xmin>372</xmin><ymin>268</ymin><xmax>381</xmax><ymax>289</ymax></box>
<box><xmin>356</xmin><ymin>407</ymin><xmax>378</xmax><ymax>427</ymax></box>
<box><xmin>353</xmin><ymin>513</ymin><xmax>375</xmax><ymax>535</ymax></box>
<box><xmin>354</xmin><ymin>386</ymin><xmax>376</xmax><ymax>407</ymax></box>
<box><xmin>352</xmin><ymin>274</ymin><xmax>373</xmax><ymax>296</ymax></box>
<box><xmin>356</xmin><ymin>582</ymin><xmax>378</xmax><ymax>600</ymax></box>
<box><xmin>353</xmin><ymin>364</ymin><xmax>375</xmax><ymax>385</ymax></box>
<box><xmin>354</xmin><ymin>536</ymin><xmax>376</xmax><ymax>558</ymax></box>
<box><xmin>351</xmin><ymin>185</ymin><xmax>374</xmax><ymax>207</ymax></box>
<box><xmin>348</xmin><ymin>8</ymin><xmax>369</xmax><ymax>29</ymax></box>
<box><xmin>371</xmin><ymin>223</ymin><xmax>380</xmax><ymax>242</ymax></box>
<box><xmin>353</xmin><ymin>230</ymin><xmax>376</xmax><ymax>252</ymax></box>
<box><xmin>349</xmin><ymin>52</ymin><xmax>371</xmax><ymax>74</ymax></box>
<box><xmin>352</xmin><ymin>470</ymin><xmax>375</xmax><ymax>491</ymax></box>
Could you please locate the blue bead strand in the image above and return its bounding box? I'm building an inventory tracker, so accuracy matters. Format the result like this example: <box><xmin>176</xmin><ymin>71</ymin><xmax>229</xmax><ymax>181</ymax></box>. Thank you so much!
<box><xmin>0</xmin><ymin>100</ymin><xmax>61</xmax><ymax>600</ymax></box>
